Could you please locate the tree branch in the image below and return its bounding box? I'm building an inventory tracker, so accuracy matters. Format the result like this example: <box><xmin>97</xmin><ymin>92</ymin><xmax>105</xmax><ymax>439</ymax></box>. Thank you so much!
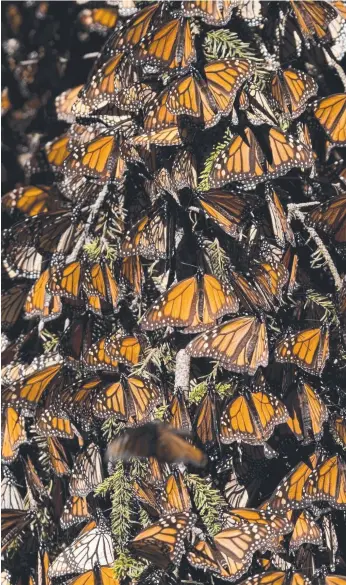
<box><xmin>174</xmin><ymin>349</ymin><xmax>191</xmax><ymax>398</ymax></box>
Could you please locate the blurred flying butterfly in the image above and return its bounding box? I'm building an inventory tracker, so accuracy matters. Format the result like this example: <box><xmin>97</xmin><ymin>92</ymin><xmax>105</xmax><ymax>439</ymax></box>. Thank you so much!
<box><xmin>106</xmin><ymin>421</ymin><xmax>207</xmax><ymax>467</ymax></box>
<box><xmin>209</xmin><ymin>126</ymin><xmax>313</xmax><ymax>189</ymax></box>
<box><xmin>141</xmin><ymin>272</ymin><xmax>239</xmax><ymax>333</ymax></box>
<box><xmin>270</xmin><ymin>68</ymin><xmax>317</xmax><ymax>119</ymax></box>
<box><xmin>220</xmin><ymin>390</ymin><xmax>288</xmax><ymax>446</ymax></box>
<box><xmin>283</xmin><ymin>381</ymin><xmax>329</xmax><ymax>443</ymax></box>
<box><xmin>275</xmin><ymin>326</ymin><xmax>329</xmax><ymax>375</ymax></box>
<box><xmin>186</xmin><ymin>315</ymin><xmax>269</xmax><ymax>376</ymax></box>
<box><xmin>166</xmin><ymin>59</ymin><xmax>254</xmax><ymax>129</ymax></box>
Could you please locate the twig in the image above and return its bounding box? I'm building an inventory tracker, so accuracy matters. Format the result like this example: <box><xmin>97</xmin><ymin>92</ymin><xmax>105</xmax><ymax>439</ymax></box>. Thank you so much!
<box><xmin>288</xmin><ymin>204</ymin><xmax>342</xmax><ymax>290</ymax></box>
<box><xmin>174</xmin><ymin>349</ymin><xmax>191</xmax><ymax>398</ymax></box>
<box><xmin>66</xmin><ymin>185</ymin><xmax>109</xmax><ymax>263</ymax></box>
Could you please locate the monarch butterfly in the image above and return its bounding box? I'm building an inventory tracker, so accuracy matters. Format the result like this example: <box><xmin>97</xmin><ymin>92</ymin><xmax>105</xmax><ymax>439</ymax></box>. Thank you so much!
<box><xmin>1</xmin><ymin>407</ymin><xmax>26</xmax><ymax>464</ymax></box>
<box><xmin>2</xmin><ymin>362</ymin><xmax>62</xmax><ymax>407</ymax></box>
<box><xmin>266</xmin><ymin>452</ymin><xmax>320</xmax><ymax>512</ymax></box>
<box><xmin>289</xmin><ymin>0</ymin><xmax>338</xmax><ymax>42</ymax></box>
<box><xmin>130</xmin><ymin>511</ymin><xmax>196</xmax><ymax>568</ymax></box>
<box><xmin>45</xmin><ymin>134</ymin><xmax>72</xmax><ymax>171</ymax></box>
<box><xmin>141</xmin><ymin>273</ymin><xmax>238</xmax><ymax>333</ymax></box>
<box><xmin>46</xmin><ymin>437</ymin><xmax>70</xmax><ymax>477</ymax></box>
<box><xmin>148</xmin><ymin>457</ymin><xmax>170</xmax><ymax>487</ymax></box>
<box><xmin>1</xmin><ymin>470</ymin><xmax>24</xmax><ymax>510</ymax></box>
<box><xmin>289</xmin><ymin>510</ymin><xmax>322</xmax><ymax>551</ymax></box>
<box><xmin>1</xmin><ymin>509</ymin><xmax>35</xmax><ymax>553</ymax></box>
<box><xmin>60</xmin><ymin>496</ymin><xmax>91</xmax><ymax>530</ymax></box>
<box><xmin>187</xmin><ymin>537</ymin><xmax>252</xmax><ymax>582</ymax></box>
<box><xmin>1</xmin><ymin>284</ymin><xmax>29</xmax><ymax>329</ymax></box>
<box><xmin>266</xmin><ymin>186</ymin><xmax>296</xmax><ymax>248</ymax></box>
<box><xmin>171</xmin><ymin>149</ymin><xmax>198</xmax><ymax>191</ymax></box>
<box><xmin>79</xmin><ymin>7</ymin><xmax>118</xmax><ymax>33</ymax></box>
<box><xmin>330</xmin><ymin>414</ymin><xmax>346</xmax><ymax>450</ymax></box>
<box><xmin>194</xmin><ymin>386</ymin><xmax>221</xmax><ymax>446</ymax></box>
<box><xmin>121</xmin><ymin>256</ymin><xmax>144</xmax><ymax>295</ymax></box>
<box><xmin>73</xmin><ymin>53</ymin><xmax>139</xmax><ymax>116</ymax></box>
<box><xmin>3</xmin><ymin>240</ymin><xmax>42</xmax><ymax>280</ymax></box>
<box><xmin>66</xmin><ymin>566</ymin><xmax>119</xmax><ymax>585</ymax></box>
<box><xmin>239</xmin><ymin>84</ymin><xmax>281</xmax><ymax>127</ymax></box>
<box><xmin>106</xmin><ymin>421</ymin><xmax>207</xmax><ymax>467</ymax></box>
<box><xmin>69</xmin><ymin>443</ymin><xmax>103</xmax><ymax>497</ymax></box>
<box><xmin>83</xmin><ymin>333</ymin><xmax>141</xmax><ymax>371</ymax></box>
<box><xmin>209</xmin><ymin>126</ymin><xmax>313</xmax><ymax>189</ymax></box>
<box><xmin>1</xmin><ymin>87</ymin><xmax>11</xmax><ymax>116</ymax></box>
<box><xmin>214</xmin><ymin>509</ymin><xmax>292</xmax><ymax>564</ymax></box>
<box><xmin>48</xmin><ymin>521</ymin><xmax>114</xmax><ymax>577</ymax></box>
<box><xmin>137</xmin><ymin>17</ymin><xmax>196</xmax><ymax>70</ymax></box>
<box><xmin>48</xmin><ymin>260</ymin><xmax>121</xmax><ymax>312</ymax></box>
<box><xmin>24</xmin><ymin>456</ymin><xmax>48</xmax><ymax>500</ymax></box>
<box><xmin>161</xmin><ymin>470</ymin><xmax>191</xmax><ymax>513</ymax></box>
<box><xmin>220</xmin><ymin>391</ymin><xmax>289</xmax><ymax>445</ymax></box>
<box><xmin>24</xmin><ymin>269</ymin><xmax>62</xmax><ymax>322</ymax></box>
<box><xmin>93</xmin><ymin>375</ymin><xmax>161</xmax><ymax>422</ymax></box>
<box><xmin>283</xmin><ymin>381</ymin><xmax>329</xmax><ymax>443</ymax></box>
<box><xmin>229</xmin><ymin>261</ymin><xmax>288</xmax><ymax>313</ymax></box>
<box><xmin>308</xmin><ymin>194</ymin><xmax>346</xmax><ymax>243</ymax></box>
<box><xmin>225</xmin><ymin>572</ymin><xmax>312</xmax><ymax>585</ymax></box>
<box><xmin>35</xmin><ymin>399</ymin><xmax>79</xmax><ymax>441</ymax></box>
<box><xmin>133</xmin><ymin>478</ymin><xmax>160</xmax><ymax>517</ymax></box>
<box><xmin>186</xmin><ymin>315</ymin><xmax>269</xmax><ymax>376</ymax></box>
<box><xmin>325</xmin><ymin>577</ymin><xmax>346</xmax><ymax>585</ymax></box>
<box><xmin>270</xmin><ymin>68</ymin><xmax>317</xmax><ymax>119</ymax></box>
<box><xmin>166</xmin><ymin>59</ymin><xmax>254</xmax><ymax>129</ymax></box>
<box><xmin>313</xmin><ymin>93</ymin><xmax>346</xmax><ymax>145</ymax></box>
<box><xmin>275</xmin><ymin>326</ymin><xmax>329</xmax><ymax>375</ymax></box>
<box><xmin>166</xmin><ymin>391</ymin><xmax>192</xmax><ymax>432</ymax></box>
<box><xmin>322</xmin><ymin>514</ymin><xmax>338</xmax><ymax>572</ymax></box>
<box><xmin>55</xmin><ymin>85</ymin><xmax>84</xmax><ymax>123</ymax></box>
<box><xmin>181</xmin><ymin>0</ymin><xmax>235</xmax><ymax>26</ymax></box>
<box><xmin>223</xmin><ymin>467</ymin><xmax>257</xmax><ymax>508</ymax></box>
<box><xmin>107</xmin><ymin>3</ymin><xmax>163</xmax><ymax>54</ymax></box>
<box><xmin>121</xmin><ymin>203</ymin><xmax>171</xmax><ymax>260</ymax></box>
<box><xmin>2</xmin><ymin>185</ymin><xmax>59</xmax><ymax>217</ymax></box>
<box><xmin>303</xmin><ymin>454</ymin><xmax>346</xmax><ymax>510</ymax></box>
<box><xmin>64</xmin><ymin>131</ymin><xmax>140</xmax><ymax>184</ymax></box>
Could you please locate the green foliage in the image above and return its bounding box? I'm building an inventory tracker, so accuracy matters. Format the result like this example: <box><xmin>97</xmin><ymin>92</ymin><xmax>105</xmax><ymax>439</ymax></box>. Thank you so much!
<box><xmin>153</xmin><ymin>404</ymin><xmax>169</xmax><ymax>420</ymax></box>
<box><xmin>205</xmin><ymin>238</ymin><xmax>231</xmax><ymax>279</ymax></box>
<box><xmin>203</xmin><ymin>29</ymin><xmax>262</xmax><ymax>62</ymax></box>
<box><xmin>305</xmin><ymin>289</ymin><xmax>339</xmax><ymax>326</ymax></box>
<box><xmin>134</xmin><ymin>342</ymin><xmax>175</xmax><ymax>375</ymax></box>
<box><xmin>189</xmin><ymin>381</ymin><xmax>208</xmax><ymax>404</ymax></box>
<box><xmin>95</xmin><ymin>461</ymin><xmax>133</xmax><ymax>552</ymax></box>
<box><xmin>101</xmin><ymin>418</ymin><xmax>126</xmax><ymax>442</ymax></box>
<box><xmin>113</xmin><ymin>552</ymin><xmax>147</xmax><ymax>581</ymax></box>
<box><xmin>198</xmin><ymin>128</ymin><xmax>233</xmax><ymax>192</ymax></box>
<box><xmin>186</xmin><ymin>474</ymin><xmax>225</xmax><ymax>536</ymax></box>
<box><xmin>40</xmin><ymin>330</ymin><xmax>59</xmax><ymax>353</ymax></box>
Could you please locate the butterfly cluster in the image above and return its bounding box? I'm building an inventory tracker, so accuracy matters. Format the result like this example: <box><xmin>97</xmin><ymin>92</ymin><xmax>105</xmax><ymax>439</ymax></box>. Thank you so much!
<box><xmin>2</xmin><ymin>2</ymin><xmax>346</xmax><ymax>585</ymax></box>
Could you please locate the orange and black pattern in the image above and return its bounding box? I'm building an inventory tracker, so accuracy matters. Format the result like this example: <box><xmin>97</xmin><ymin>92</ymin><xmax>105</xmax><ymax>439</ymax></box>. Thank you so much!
<box><xmin>2</xmin><ymin>1</ymin><xmax>346</xmax><ymax>584</ymax></box>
